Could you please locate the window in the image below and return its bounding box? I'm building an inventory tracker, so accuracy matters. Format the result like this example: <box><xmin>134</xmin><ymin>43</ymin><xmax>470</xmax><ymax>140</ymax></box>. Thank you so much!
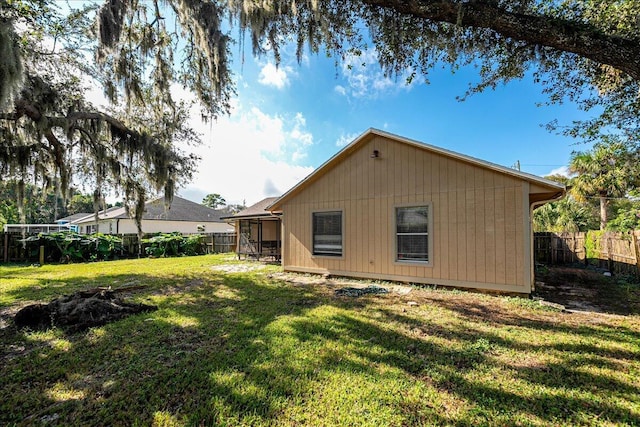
<box><xmin>313</xmin><ymin>211</ymin><xmax>342</xmax><ymax>256</ymax></box>
<box><xmin>396</xmin><ymin>206</ymin><xmax>429</xmax><ymax>262</ymax></box>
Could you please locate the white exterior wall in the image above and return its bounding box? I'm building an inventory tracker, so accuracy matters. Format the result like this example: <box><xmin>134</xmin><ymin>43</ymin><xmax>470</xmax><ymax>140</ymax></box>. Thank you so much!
<box><xmin>117</xmin><ymin>219</ymin><xmax>233</xmax><ymax>234</ymax></box>
<box><xmin>78</xmin><ymin>219</ymin><xmax>233</xmax><ymax>234</ymax></box>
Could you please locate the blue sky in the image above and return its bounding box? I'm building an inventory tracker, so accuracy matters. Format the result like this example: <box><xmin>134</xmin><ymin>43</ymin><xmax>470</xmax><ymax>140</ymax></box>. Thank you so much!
<box><xmin>61</xmin><ymin>2</ymin><xmax>589</xmax><ymax>208</ymax></box>
<box><xmin>175</xmin><ymin>43</ymin><xmax>588</xmax><ymax>207</ymax></box>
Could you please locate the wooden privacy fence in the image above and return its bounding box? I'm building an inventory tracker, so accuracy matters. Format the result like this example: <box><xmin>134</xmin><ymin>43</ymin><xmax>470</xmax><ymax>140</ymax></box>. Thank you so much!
<box><xmin>534</xmin><ymin>231</ymin><xmax>640</xmax><ymax>276</ymax></box>
<box><xmin>122</xmin><ymin>232</ymin><xmax>236</xmax><ymax>256</ymax></box>
<box><xmin>2</xmin><ymin>232</ymin><xmax>29</xmax><ymax>263</ymax></box>
<box><xmin>534</xmin><ymin>232</ymin><xmax>587</xmax><ymax>265</ymax></box>
<box><xmin>202</xmin><ymin>232</ymin><xmax>236</xmax><ymax>254</ymax></box>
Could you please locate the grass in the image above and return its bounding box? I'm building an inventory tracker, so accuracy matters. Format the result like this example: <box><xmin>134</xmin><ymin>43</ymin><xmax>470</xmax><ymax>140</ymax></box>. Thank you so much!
<box><xmin>1</xmin><ymin>255</ymin><xmax>639</xmax><ymax>426</ymax></box>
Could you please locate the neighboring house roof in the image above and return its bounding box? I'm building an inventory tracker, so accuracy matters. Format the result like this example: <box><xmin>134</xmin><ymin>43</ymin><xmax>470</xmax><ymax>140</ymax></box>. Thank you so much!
<box><xmin>72</xmin><ymin>206</ymin><xmax>126</xmax><ymax>224</ymax></box>
<box><xmin>56</xmin><ymin>213</ymin><xmax>93</xmax><ymax>223</ymax></box>
<box><xmin>268</xmin><ymin>128</ymin><xmax>565</xmax><ymax>211</ymax></box>
<box><xmin>73</xmin><ymin>196</ymin><xmax>227</xmax><ymax>224</ymax></box>
<box><xmin>221</xmin><ymin>197</ymin><xmax>280</xmax><ymax>220</ymax></box>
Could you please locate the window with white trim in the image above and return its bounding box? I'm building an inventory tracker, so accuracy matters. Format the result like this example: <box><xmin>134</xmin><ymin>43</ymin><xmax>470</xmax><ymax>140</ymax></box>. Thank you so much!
<box><xmin>396</xmin><ymin>206</ymin><xmax>429</xmax><ymax>262</ymax></box>
<box><xmin>313</xmin><ymin>211</ymin><xmax>342</xmax><ymax>256</ymax></box>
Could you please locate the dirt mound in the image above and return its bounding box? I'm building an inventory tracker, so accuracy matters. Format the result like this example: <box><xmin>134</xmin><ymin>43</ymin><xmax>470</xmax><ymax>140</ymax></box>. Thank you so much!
<box><xmin>14</xmin><ymin>288</ymin><xmax>157</xmax><ymax>332</ymax></box>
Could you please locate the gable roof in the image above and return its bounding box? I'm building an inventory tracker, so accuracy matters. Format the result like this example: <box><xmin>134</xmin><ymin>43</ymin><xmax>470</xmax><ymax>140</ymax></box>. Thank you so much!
<box><xmin>70</xmin><ymin>206</ymin><xmax>122</xmax><ymax>224</ymax></box>
<box><xmin>268</xmin><ymin>128</ymin><xmax>565</xmax><ymax>211</ymax></box>
<box><xmin>73</xmin><ymin>196</ymin><xmax>227</xmax><ymax>224</ymax></box>
<box><xmin>56</xmin><ymin>213</ymin><xmax>94</xmax><ymax>223</ymax></box>
<box><xmin>221</xmin><ymin>197</ymin><xmax>280</xmax><ymax>220</ymax></box>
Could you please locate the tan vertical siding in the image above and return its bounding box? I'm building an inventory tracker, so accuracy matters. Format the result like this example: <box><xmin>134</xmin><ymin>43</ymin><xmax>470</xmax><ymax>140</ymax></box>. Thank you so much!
<box><xmin>447</xmin><ymin>190</ymin><xmax>457</xmax><ymax>281</ymax></box>
<box><xmin>431</xmin><ymin>192</ymin><xmax>442</xmax><ymax>279</ymax></box>
<box><xmin>474</xmin><ymin>186</ymin><xmax>487</xmax><ymax>283</ymax></box>
<box><xmin>280</xmin><ymin>134</ymin><xmax>531</xmax><ymax>293</ymax></box>
<box><xmin>484</xmin><ymin>186</ymin><xmax>496</xmax><ymax>284</ymax></box>
<box><xmin>504</xmin><ymin>186</ymin><xmax>518</xmax><ymax>286</ymax></box>
<box><xmin>494</xmin><ymin>187</ymin><xmax>507</xmax><ymax>284</ymax></box>
<box><xmin>465</xmin><ymin>189</ymin><xmax>477</xmax><ymax>281</ymax></box>
<box><xmin>456</xmin><ymin>189</ymin><xmax>467</xmax><ymax>281</ymax></box>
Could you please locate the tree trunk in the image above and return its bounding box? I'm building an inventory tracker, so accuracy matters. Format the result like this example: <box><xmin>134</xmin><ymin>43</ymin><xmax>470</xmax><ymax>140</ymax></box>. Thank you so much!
<box><xmin>599</xmin><ymin>196</ymin><xmax>608</xmax><ymax>230</ymax></box>
<box><xmin>361</xmin><ymin>0</ymin><xmax>640</xmax><ymax>80</ymax></box>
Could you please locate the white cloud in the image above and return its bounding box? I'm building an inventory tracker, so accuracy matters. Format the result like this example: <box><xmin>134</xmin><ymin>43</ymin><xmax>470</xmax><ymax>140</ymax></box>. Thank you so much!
<box><xmin>84</xmin><ymin>81</ymin><xmax>314</xmax><ymax>208</ymax></box>
<box><xmin>182</xmin><ymin>103</ymin><xmax>315</xmax><ymax>207</ymax></box>
<box><xmin>335</xmin><ymin>132</ymin><xmax>359</xmax><ymax>148</ymax></box>
<box><xmin>547</xmin><ymin>166</ymin><xmax>572</xmax><ymax>177</ymax></box>
<box><xmin>258</xmin><ymin>62</ymin><xmax>294</xmax><ymax>89</ymax></box>
<box><xmin>334</xmin><ymin>85</ymin><xmax>347</xmax><ymax>96</ymax></box>
<box><xmin>337</xmin><ymin>48</ymin><xmax>416</xmax><ymax>99</ymax></box>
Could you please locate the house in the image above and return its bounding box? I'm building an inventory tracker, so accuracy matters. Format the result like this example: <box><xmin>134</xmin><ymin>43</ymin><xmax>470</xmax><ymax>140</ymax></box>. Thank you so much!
<box><xmin>71</xmin><ymin>196</ymin><xmax>234</xmax><ymax>235</ymax></box>
<box><xmin>267</xmin><ymin>129</ymin><xmax>565</xmax><ymax>294</ymax></box>
<box><xmin>222</xmin><ymin>197</ymin><xmax>281</xmax><ymax>260</ymax></box>
<box><xmin>55</xmin><ymin>212</ymin><xmax>94</xmax><ymax>232</ymax></box>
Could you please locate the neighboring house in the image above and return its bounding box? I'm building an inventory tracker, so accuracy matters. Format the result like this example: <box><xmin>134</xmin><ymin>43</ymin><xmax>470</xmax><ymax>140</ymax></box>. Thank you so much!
<box><xmin>267</xmin><ymin>129</ymin><xmax>565</xmax><ymax>294</ymax></box>
<box><xmin>72</xmin><ymin>196</ymin><xmax>234</xmax><ymax>234</ymax></box>
<box><xmin>56</xmin><ymin>213</ymin><xmax>94</xmax><ymax>224</ymax></box>
<box><xmin>222</xmin><ymin>197</ymin><xmax>281</xmax><ymax>260</ymax></box>
<box><xmin>55</xmin><ymin>212</ymin><xmax>93</xmax><ymax>232</ymax></box>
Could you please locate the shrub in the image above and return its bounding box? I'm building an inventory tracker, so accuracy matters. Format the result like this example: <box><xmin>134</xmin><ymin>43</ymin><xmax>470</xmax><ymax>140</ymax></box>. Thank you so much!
<box><xmin>141</xmin><ymin>232</ymin><xmax>206</xmax><ymax>257</ymax></box>
<box><xmin>21</xmin><ymin>231</ymin><xmax>125</xmax><ymax>263</ymax></box>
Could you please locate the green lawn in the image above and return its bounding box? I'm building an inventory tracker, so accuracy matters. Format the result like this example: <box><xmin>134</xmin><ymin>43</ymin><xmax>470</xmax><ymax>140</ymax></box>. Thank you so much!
<box><xmin>1</xmin><ymin>255</ymin><xmax>639</xmax><ymax>426</ymax></box>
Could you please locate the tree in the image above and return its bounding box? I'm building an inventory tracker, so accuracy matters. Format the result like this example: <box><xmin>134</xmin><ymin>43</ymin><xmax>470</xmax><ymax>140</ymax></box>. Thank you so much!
<box><xmin>533</xmin><ymin>197</ymin><xmax>598</xmax><ymax>232</ymax></box>
<box><xmin>532</xmin><ymin>174</ymin><xmax>598</xmax><ymax>232</ymax></box>
<box><xmin>202</xmin><ymin>193</ymin><xmax>226</xmax><ymax>210</ymax></box>
<box><xmin>0</xmin><ymin>181</ymin><xmax>65</xmax><ymax>225</ymax></box>
<box><xmin>5</xmin><ymin>2</ymin><xmax>640</xmax><ymax>131</ymax></box>
<box><xmin>221</xmin><ymin>203</ymin><xmax>247</xmax><ymax>216</ymax></box>
<box><xmin>569</xmin><ymin>140</ymin><xmax>640</xmax><ymax>230</ymax></box>
<box><xmin>607</xmin><ymin>198</ymin><xmax>640</xmax><ymax>231</ymax></box>
<box><xmin>85</xmin><ymin>0</ymin><xmax>640</xmax><ymax>141</ymax></box>
<box><xmin>0</xmin><ymin>200</ymin><xmax>18</xmax><ymax>230</ymax></box>
<box><xmin>67</xmin><ymin>193</ymin><xmax>98</xmax><ymax>215</ymax></box>
<box><xmin>0</xmin><ymin>181</ymin><xmax>105</xmax><ymax>226</ymax></box>
<box><xmin>0</xmin><ymin>1</ymin><xmax>199</xmax><ymax>236</ymax></box>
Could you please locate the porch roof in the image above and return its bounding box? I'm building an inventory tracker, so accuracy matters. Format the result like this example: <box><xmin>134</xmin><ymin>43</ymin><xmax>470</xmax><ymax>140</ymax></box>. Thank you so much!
<box><xmin>221</xmin><ymin>197</ymin><xmax>281</xmax><ymax>221</ymax></box>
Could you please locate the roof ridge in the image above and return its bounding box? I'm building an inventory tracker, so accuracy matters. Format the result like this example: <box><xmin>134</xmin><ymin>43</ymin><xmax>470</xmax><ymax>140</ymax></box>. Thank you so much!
<box><xmin>268</xmin><ymin>128</ymin><xmax>565</xmax><ymax>210</ymax></box>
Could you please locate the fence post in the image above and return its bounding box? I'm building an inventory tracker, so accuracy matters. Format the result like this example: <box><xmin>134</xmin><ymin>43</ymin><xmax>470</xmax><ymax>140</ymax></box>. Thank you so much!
<box><xmin>606</xmin><ymin>235</ymin><xmax>613</xmax><ymax>272</ymax></box>
<box><xmin>39</xmin><ymin>245</ymin><xmax>45</xmax><ymax>265</ymax></box>
<box><xmin>3</xmin><ymin>233</ymin><xmax>8</xmax><ymax>263</ymax></box>
<box><xmin>632</xmin><ymin>232</ymin><xmax>640</xmax><ymax>274</ymax></box>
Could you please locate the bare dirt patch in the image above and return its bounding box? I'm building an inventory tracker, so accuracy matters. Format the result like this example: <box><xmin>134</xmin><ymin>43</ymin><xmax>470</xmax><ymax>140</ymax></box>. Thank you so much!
<box><xmin>534</xmin><ymin>265</ymin><xmax>640</xmax><ymax>315</ymax></box>
<box><xmin>267</xmin><ymin>271</ymin><xmax>414</xmax><ymax>296</ymax></box>
<box><xmin>211</xmin><ymin>264</ymin><xmax>268</xmax><ymax>273</ymax></box>
<box><xmin>267</xmin><ymin>268</ymin><xmax>640</xmax><ymax>324</ymax></box>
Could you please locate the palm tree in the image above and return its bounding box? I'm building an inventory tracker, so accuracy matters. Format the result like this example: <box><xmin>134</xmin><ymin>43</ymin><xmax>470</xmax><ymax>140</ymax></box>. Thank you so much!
<box><xmin>569</xmin><ymin>141</ymin><xmax>640</xmax><ymax>230</ymax></box>
<box><xmin>533</xmin><ymin>198</ymin><xmax>598</xmax><ymax>232</ymax></box>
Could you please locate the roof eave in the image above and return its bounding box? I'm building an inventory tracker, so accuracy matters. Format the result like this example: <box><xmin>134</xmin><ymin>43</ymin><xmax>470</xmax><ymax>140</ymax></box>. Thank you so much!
<box><xmin>267</xmin><ymin>128</ymin><xmax>565</xmax><ymax>210</ymax></box>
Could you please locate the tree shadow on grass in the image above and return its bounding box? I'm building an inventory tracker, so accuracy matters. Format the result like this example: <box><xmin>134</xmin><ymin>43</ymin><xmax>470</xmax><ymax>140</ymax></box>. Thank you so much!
<box><xmin>1</xmin><ymin>270</ymin><xmax>640</xmax><ymax>426</ymax></box>
<box><xmin>1</xmin><ymin>272</ymin><xmax>334</xmax><ymax>425</ymax></box>
<box><xmin>417</xmin><ymin>291</ymin><xmax>640</xmax><ymax>347</ymax></box>
<box><xmin>368</xmin><ymin>303</ymin><xmax>640</xmax><ymax>425</ymax></box>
